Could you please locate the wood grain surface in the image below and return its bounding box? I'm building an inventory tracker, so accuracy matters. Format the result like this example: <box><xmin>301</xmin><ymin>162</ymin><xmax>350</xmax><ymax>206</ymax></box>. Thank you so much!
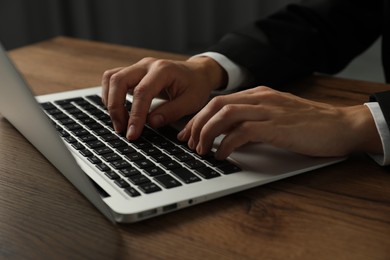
<box><xmin>1</xmin><ymin>37</ymin><xmax>390</xmax><ymax>260</ymax></box>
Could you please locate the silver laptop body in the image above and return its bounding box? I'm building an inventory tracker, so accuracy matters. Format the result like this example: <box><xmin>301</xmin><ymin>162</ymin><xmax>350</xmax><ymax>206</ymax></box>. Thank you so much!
<box><xmin>0</xmin><ymin>44</ymin><xmax>343</xmax><ymax>223</ymax></box>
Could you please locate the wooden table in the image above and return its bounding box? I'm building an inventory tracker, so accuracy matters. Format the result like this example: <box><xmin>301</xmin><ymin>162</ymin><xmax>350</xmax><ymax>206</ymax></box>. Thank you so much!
<box><xmin>1</xmin><ymin>37</ymin><xmax>390</xmax><ymax>259</ymax></box>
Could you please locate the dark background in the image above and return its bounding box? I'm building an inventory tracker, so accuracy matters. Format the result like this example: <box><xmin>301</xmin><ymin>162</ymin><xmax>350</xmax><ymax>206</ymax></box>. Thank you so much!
<box><xmin>0</xmin><ymin>0</ymin><xmax>383</xmax><ymax>82</ymax></box>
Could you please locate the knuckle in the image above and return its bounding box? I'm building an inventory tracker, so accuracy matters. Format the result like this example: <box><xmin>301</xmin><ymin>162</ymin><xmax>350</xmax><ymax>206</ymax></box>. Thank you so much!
<box><xmin>109</xmin><ymin>73</ymin><xmax>122</xmax><ymax>86</ymax></box>
<box><xmin>254</xmin><ymin>86</ymin><xmax>280</xmax><ymax>99</ymax></box>
<box><xmin>102</xmin><ymin>70</ymin><xmax>111</xmax><ymax>79</ymax></box>
<box><xmin>140</xmin><ymin>57</ymin><xmax>156</xmax><ymax>64</ymax></box>
<box><xmin>191</xmin><ymin>120</ymin><xmax>202</xmax><ymax>135</ymax></box>
<box><xmin>255</xmin><ymin>85</ymin><xmax>271</xmax><ymax>92</ymax></box>
<box><xmin>219</xmin><ymin>104</ymin><xmax>237</xmax><ymax>117</ymax></box>
<box><xmin>152</xmin><ymin>59</ymin><xmax>173</xmax><ymax>72</ymax></box>
<box><xmin>132</xmin><ymin>85</ymin><xmax>150</xmax><ymax>100</ymax></box>
<box><xmin>209</xmin><ymin>96</ymin><xmax>225</xmax><ymax>109</ymax></box>
<box><xmin>106</xmin><ymin>103</ymin><xmax>121</xmax><ymax>112</ymax></box>
<box><xmin>238</xmin><ymin>121</ymin><xmax>255</xmax><ymax>136</ymax></box>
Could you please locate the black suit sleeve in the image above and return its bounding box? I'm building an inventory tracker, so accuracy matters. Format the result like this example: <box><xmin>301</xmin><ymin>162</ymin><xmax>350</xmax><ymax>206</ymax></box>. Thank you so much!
<box><xmin>207</xmin><ymin>0</ymin><xmax>383</xmax><ymax>87</ymax></box>
<box><xmin>370</xmin><ymin>91</ymin><xmax>390</xmax><ymax>128</ymax></box>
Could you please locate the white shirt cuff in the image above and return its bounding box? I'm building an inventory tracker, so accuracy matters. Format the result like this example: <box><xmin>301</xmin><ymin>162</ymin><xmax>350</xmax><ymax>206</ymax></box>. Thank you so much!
<box><xmin>192</xmin><ymin>52</ymin><xmax>253</xmax><ymax>92</ymax></box>
<box><xmin>364</xmin><ymin>102</ymin><xmax>390</xmax><ymax>165</ymax></box>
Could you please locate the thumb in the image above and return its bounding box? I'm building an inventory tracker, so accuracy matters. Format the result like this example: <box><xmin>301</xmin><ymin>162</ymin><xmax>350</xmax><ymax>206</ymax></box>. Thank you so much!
<box><xmin>147</xmin><ymin>95</ymin><xmax>201</xmax><ymax>128</ymax></box>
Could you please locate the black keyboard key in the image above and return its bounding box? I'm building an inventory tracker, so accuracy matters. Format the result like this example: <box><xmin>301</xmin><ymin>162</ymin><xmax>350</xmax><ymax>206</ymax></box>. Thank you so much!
<box><xmin>150</xmin><ymin>153</ymin><xmax>171</xmax><ymax>162</ymax></box>
<box><xmin>140</xmin><ymin>127</ymin><xmax>155</xmax><ymax>137</ymax></box>
<box><xmin>184</xmin><ymin>159</ymin><xmax>206</xmax><ymax>169</ymax></box>
<box><xmin>119</xmin><ymin>167</ymin><xmax>140</xmax><ymax>177</ymax></box>
<box><xmin>55</xmin><ymin>97</ymin><xmax>84</xmax><ymax>106</ymax></box>
<box><xmin>73</xmin><ymin>113</ymin><xmax>89</xmax><ymax>120</ymax></box>
<box><xmin>65</xmin><ymin>123</ymin><xmax>82</xmax><ymax>131</ymax></box>
<box><xmin>87</xmin><ymin>156</ymin><xmax>101</xmax><ymax>164</ymax></box>
<box><xmin>79</xmin><ymin>134</ymin><xmax>97</xmax><ymax>143</ymax></box>
<box><xmin>108</xmin><ymin>139</ymin><xmax>127</xmax><ymax>148</ymax></box>
<box><xmin>52</xmin><ymin>113</ymin><xmax>70</xmax><ymax>120</ymax></box>
<box><xmin>57</xmin><ymin>129</ymin><xmax>70</xmax><ymax>137</ymax></box>
<box><xmin>105</xmin><ymin>171</ymin><xmax>120</xmax><ymax>180</ymax></box>
<box><xmin>130</xmin><ymin>139</ymin><xmax>152</xmax><ymax>149</ymax></box>
<box><xmin>66</xmin><ymin>107</ymin><xmax>82</xmax><ymax>114</ymax></box>
<box><xmin>94</xmin><ymin>113</ymin><xmax>111</xmax><ymax>121</ymax></box>
<box><xmin>86</xmin><ymin>95</ymin><xmax>106</xmax><ymax>108</ymax></box>
<box><xmin>139</xmin><ymin>147</ymin><xmax>161</xmax><ymax>156</ymax></box>
<box><xmin>156</xmin><ymin>126</ymin><xmax>180</xmax><ymax>142</ymax></box>
<box><xmin>116</xmin><ymin>146</ymin><xmax>136</xmax><ymax>155</ymax></box>
<box><xmin>128</xmin><ymin>174</ymin><xmax>150</xmax><ymax>185</ymax></box>
<box><xmin>195</xmin><ymin>167</ymin><xmax>221</xmax><ymax>179</ymax></box>
<box><xmin>174</xmin><ymin>153</ymin><xmax>194</xmax><ymax>162</ymax></box>
<box><xmin>71</xmin><ymin>142</ymin><xmax>85</xmax><ymax>150</ymax></box>
<box><xmin>217</xmin><ymin>163</ymin><xmax>242</xmax><ymax>174</ymax></box>
<box><xmin>160</xmin><ymin>160</ymin><xmax>181</xmax><ymax>170</ymax></box>
<box><xmin>154</xmin><ymin>174</ymin><xmax>182</xmax><ymax>189</ymax></box>
<box><xmin>96</xmin><ymin>163</ymin><xmax>111</xmax><ymax>172</ymax></box>
<box><xmin>114</xmin><ymin>178</ymin><xmax>130</xmax><ymax>188</ymax></box>
<box><xmin>71</xmin><ymin>128</ymin><xmax>89</xmax><ymax>137</ymax></box>
<box><xmin>133</xmin><ymin>159</ymin><xmax>155</xmax><ymax>169</ymax></box>
<box><xmin>124</xmin><ymin>186</ymin><xmax>141</xmax><ymax>197</ymax></box>
<box><xmin>64</xmin><ymin>136</ymin><xmax>77</xmax><ymax>143</ymax></box>
<box><xmin>46</xmin><ymin>108</ymin><xmax>62</xmax><ymax>115</ymax></box>
<box><xmin>93</xmin><ymin>128</ymin><xmax>111</xmax><ymax>136</ymax></box>
<box><xmin>74</xmin><ymin>99</ymin><xmax>91</xmax><ymax>106</ymax></box>
<box><xmin>151</xmin><ymin>139</ymin><xmax>174</xmax><ymax>149</ymax></box>
<box><xmin>126</xmin><ymin>153</ymin><xmax>145</xmax><ymax>162</ymax></box>
<box><xmin>79</xmin><ymin>117</ymin><xmax>97</xmax><ymax>125</ymax></box>
<box><xmin>100</xmin><ymin>134</ymin><xmax>118</xmax><ymax>142</ymax></box>
<box><xmin>144</xmin><ymin>166</ymin><xmax>165</xmax><ymax>177</ymax></box>
<box><xmin>164</xmin><ymin>146</ymin><xmax>185</xmax><ymax>155</ymax></box>
<box><xmin>101</xmin><ymin>153</ymin><xmax>122</xmax><ymax>162</ymax></box>
<box><xmin>85</xmin><ymin>140</ymin><xmax>105</xmax><ymax>149</ymax></box>
<box><xmin>171</xmin><ymin>167</ymin><xmax>201</xmax><ymax>184</ymax></box>
<box><xmin>202</xmin><ymin>153</ymin><xmax>228</xmax><ymax>167</ymax></box>
<box><xmin>110</xmin><ymin>160</ymin><xmax>132</xmax><ymax>170</ymax></box>
<box><xmin>41</xmin><ymin>102</ymin><xmax>56</xmax><ymax>110</ymax></box>
<box><xmin>94</xmin><ymin>146</ymin><xmax>113</xmax><ymax>155</ymax></box>
<box><xmin>59</xmin><ymin>118</ymin><xmax>75</xmax><ymax>125</ymax></box>
<box><xmin>84</xmin><ymin>123</ymin><xmax>102</xmax><ymax>130</ymax></box>
<box><xmin>79</xmin><ymin>149</ymin><xmax>93</xmax><ymax>157</ymax></box>
<box><xmin>138</xmin><ymin>182</ymin><xmax>162</xmax><ymax>194</ymax></box>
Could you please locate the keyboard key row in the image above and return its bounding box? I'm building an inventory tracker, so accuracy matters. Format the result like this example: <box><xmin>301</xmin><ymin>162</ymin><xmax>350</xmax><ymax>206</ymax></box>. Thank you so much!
<box><xmin>41</xmin><ymin>97</ymin><xmax>242</xmax><ymax>199</ymax></box>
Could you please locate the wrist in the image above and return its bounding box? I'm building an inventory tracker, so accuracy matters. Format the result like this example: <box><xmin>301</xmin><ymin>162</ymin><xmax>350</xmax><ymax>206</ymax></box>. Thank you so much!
<box><xmin>187</xmin><ymin>56</ymin><xmax>228</xmax><ymax>91</ymax></box>
<box><xmin>343</xmin><ymin>105</ymin><xmax>383</xmax><ymax>154</ymax></box>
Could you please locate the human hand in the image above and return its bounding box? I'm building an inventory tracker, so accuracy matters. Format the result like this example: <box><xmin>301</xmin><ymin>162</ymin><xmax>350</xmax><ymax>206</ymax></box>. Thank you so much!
<box><xmin>101</xmin><ymin>56</ymin><xmax>227</xmax><ymax>140</ymax></box>
<box><xmin>178</xmin><ymin>86</ymin><xmax>382</xmax><ymax>159</ymax></box>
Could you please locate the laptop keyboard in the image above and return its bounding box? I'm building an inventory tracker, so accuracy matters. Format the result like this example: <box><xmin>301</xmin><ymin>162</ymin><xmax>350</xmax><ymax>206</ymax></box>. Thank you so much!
<box><xmin>40</xmin><ymin>95</ymin><xmax>241</xmax><ymax>198</ymax></box>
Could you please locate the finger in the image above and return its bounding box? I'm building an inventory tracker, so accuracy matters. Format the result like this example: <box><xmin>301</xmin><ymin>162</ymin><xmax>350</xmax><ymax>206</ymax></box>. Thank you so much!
<box><xmin>215</xmin><ymin>121</ymin><xmax>266</xmax><ymax>160</ymax></box>
<box><xmin>189</xmin><ymin>92</ymin><xmax>266</xmax><ymax>151</ymax></box>
<box><xmin>196</xmin><ymin>104</ymin><xmax>269</xmax><ymax>155</ymax></box>
<box><xmin>177</xmin><ymin>117</ymin><xmax>194</xmax><ymax>142</ymax></box>
<box><xmin>106</xmin><ymin>66</ymin><xmax>147</xmax><ymax>133</ymax></box>
<box><xmin>101</xmin><ymin>67</ymin><xmax>123</xmax><ymax>106</ymax></box>
<box><xmin>148</xmin><ymin>91</ymin><xmax>206</xmax><ymax>129</ymax></box>
<box><xmin>126</xmin><ymin>66</ymin><xmax>174</xmax><ymax>139</ymax></box>
<box><xmin>187</xmin><ymin>96</ymin><xmax>230</xmax><ymax>149</ymax></box>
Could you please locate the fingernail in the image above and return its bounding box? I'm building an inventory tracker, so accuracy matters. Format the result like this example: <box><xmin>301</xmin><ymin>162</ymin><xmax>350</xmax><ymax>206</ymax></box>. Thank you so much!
<box><xmin>113</xmin><ymin>122</ymin><xmax>123</xmax><ymax>134</ymax></box>
<box><xmin>196</xmin><ymin>144</ymin><xmax>203</xmax><ymax>155</ymax></box>
<box><xmin>177</xmin><ymin>128</ymin><xmax>186</xmax><ymax>141</ymax></box>
<box><xmin>126</xmin><ymin>125</ymin><xmax>136</xmax><ymax>139</ymax></box>
<box><xmin>150</xmin><ymin>114</ymin><xmax>165</xmax><ymax>128</ymax></box>
<box><xmin>188</xmin><ymin>138</ymin><xmax>195</xmax><ymax>150</ymax></box>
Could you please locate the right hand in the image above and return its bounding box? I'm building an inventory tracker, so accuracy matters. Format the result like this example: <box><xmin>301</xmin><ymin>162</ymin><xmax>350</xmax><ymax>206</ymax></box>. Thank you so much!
<box><xmin>101</xmin><ymin>56</ymin><xmax>227</xmax><ymax>140</ymax></box>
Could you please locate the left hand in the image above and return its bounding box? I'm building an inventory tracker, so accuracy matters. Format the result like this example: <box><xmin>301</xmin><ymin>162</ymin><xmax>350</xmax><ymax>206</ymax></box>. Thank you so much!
<box><xmin>177</xmin><ymin>86</ymin><xmax>382</xmax><ymax>160</ymax></box>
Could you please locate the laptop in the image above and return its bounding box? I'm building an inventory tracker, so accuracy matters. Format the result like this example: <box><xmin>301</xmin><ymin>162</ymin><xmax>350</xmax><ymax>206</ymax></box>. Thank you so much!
<box><xmin>0</xmin><ymin>43</ymin><xmax>344</xmax><ymax>223</ymax></box>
